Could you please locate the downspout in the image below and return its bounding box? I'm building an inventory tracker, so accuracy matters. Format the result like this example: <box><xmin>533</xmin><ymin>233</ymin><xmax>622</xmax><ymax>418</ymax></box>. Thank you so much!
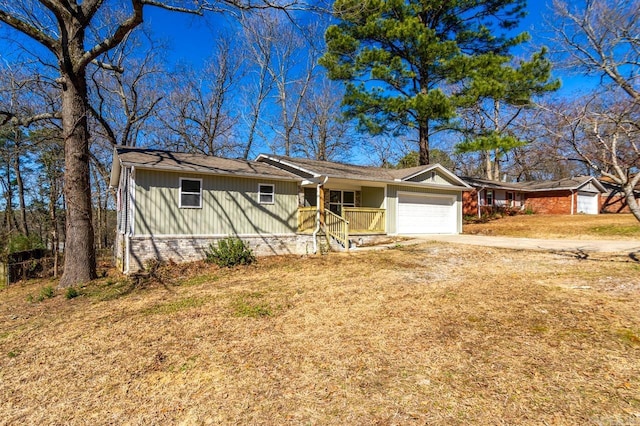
<box><xmin>477</xmin><ymin>186</ymin><xmax>484</xmax><ymax>219</ymax></box>
<box><xmin>312</xmin><ymin>176</ymin><xmax>328</xmax><ymax>254</ymax></box>
<box><xmin>570</xmin><ymin>189</ymin><xmax>575</xmax><ymax>215</ymax></box>
<box><xmin>125</xmin><ymin>166</ymin><xmax>136</xmax><ymax>274</ymax></box>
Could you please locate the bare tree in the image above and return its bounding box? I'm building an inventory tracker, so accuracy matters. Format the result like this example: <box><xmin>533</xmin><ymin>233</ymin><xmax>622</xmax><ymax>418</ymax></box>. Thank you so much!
<box><xmin>242</xmin><ymin>11</ymin><xmax>319</xmax><ymax>156</ymax></box>
<box><xmin>292</xmin><ymin>80</ymin><xmax>352</xmax><ymax>161</ymax></box>
<box><xmin>89</xmin><ymin>29</ymin><xmax>167</xmax><ymax>148</ymax></box>
<box><xmin>547</xmin><ymin>0</ymin><xmax>640</xmax><ymax>220</ymax></box>
<box><xmin>162</xmin><ymin>36</ymin><xmax>243</xmax><ymax>156</ymax></box>
<box><xmin>238</xmin><ymin>12</ymin><xmax>275</xmax><ymax>159</ymax></box>
<box><xmin>0</xmin><ymin>0</ymin><xmax>302</xmax><ymax>287</ymax></box>
<box><xmin>542</xmin><ymin>93</ymin><xmax>640</xmax><ymax>220</ymax></box>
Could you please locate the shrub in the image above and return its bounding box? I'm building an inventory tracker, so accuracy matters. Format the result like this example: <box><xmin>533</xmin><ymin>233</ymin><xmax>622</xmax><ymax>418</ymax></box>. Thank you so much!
<box><xmin>65</xmin><ymin>287</ymin><xmax>79</xmax><ymax>299</ymax></box>
<box><xmin>29</xmin><ymin>285</ymin><xmax>56</xmax><ymax>302</ymax></box>
<box><xmin>205</xmin><ymin>237</ymin><xmax>255</xmax><ymax>267</ymax></box>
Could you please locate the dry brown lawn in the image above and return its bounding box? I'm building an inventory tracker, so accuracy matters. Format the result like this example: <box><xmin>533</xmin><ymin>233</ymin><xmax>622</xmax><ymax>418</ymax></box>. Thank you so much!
<box><xmin>464</xmin><ymin>213</ymin><xmax>640</xmax><ymax>240</ymax></box>
<box><xmin>1</xmin><ymin>243</ymin><xmax>640</xmax><ymax>425</ymax></box>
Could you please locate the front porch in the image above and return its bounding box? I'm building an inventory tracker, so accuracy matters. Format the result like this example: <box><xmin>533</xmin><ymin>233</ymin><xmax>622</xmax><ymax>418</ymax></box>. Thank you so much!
<box><xmin>298</xmin><ymin>206</ymin><xmax>387</xmax><ymax>251</ymax></box>
<box><xmin>296</xmin><ymin>185</ymin><xmax>387</xmax><ymax>250</ymax></box>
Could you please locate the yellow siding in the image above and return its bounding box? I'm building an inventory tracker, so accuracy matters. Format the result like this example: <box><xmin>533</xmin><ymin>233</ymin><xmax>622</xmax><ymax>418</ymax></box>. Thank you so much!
<box><xmin>406</xmin><ymin>170</ymin><xmax>454</xmax><ymax>185</ymax></box>
<box><xmin>361</xmin><ymin>186</ymin><xmax>385</xmax><ymax>208</ymax></box>
<box><xmin>133</xmin><ymin>169</ymin><xmax>298</xmax><ymax>236</ymax></box>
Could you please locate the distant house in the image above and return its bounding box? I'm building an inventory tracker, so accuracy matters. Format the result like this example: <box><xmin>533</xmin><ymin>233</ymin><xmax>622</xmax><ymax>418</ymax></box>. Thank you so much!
<box><xmin>110</xmin><ymin>147</ymin><xmax>471</xmax><ymax>272</ymax></box>
<box><xmin>462</xmin><ymin>177</ymin><xmax>527</xmax><ymax>217</ymax></box>
<box><xmin>462</xmin><ymin>176</ymin><xmax>606</xmax><ymax>217</ymax></box>
<box><xmin>599</xmin><ymin>179</ymin><xmax>640</xmax><ymax>214</ymax></box>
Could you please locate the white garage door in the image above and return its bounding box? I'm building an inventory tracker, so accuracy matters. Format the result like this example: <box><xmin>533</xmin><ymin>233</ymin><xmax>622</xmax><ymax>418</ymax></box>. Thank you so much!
<box><xmin>397</xmin><ymin>193</ymin><xmax>457</xmax><ymax>234</ymax></box>
<box><xmin>577</xmin><ymin>191</ymin><xmax>599</xmax><ymax>214</ymax></box>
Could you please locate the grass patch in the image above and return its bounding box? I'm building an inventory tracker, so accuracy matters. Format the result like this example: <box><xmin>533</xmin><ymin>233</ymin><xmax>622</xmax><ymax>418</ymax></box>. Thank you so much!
<box><xmin>82</xmin><ymin>277</ymin><xmax>135</xmax><ymax>301</ymax></box>
<box><xmin>231</xmin><ymin>292</ymin><xmax>272</xmax><ymax>318</ymax></box>
<box><xmin>464</xmin><ymin>213</ymin><xmax>640</xmax><ymax>239</ymax></box>
<box><xmin>26</xmin><ymin>285</ymin><xmax>56</xmax><ymax>303</ymax></box>
<box><xmin>143</xmin><ymin>297</ymin><xmax>208</xmax><ymax>315</ymax></box>
<box><xmin>616</xmin><ymin>328</ymin><xmax>640</xmax><ymax>346</ymax></box>
<box><xmin>588</xmin><ymin>224</ymin><xmax>640</xmax><ymax>237</ymax></box>
<box><xmin>179</xmin><ymin>274</ymin><xmax>219</xmax><ymax>287</ymax></box>
<box><xmin>1</xmin><ymin>244</ymin><xmax>639</xmax><ymax>424</ymax></box>
<box><xmin>7</xmin><ymin>349</ymin><xmax>22</xmax><ymax>358</ymax></box>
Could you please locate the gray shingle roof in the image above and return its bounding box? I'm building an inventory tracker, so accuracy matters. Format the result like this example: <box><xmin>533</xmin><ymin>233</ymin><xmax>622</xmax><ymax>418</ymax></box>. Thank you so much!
<box><xmin>461</xmin><ymin>175</ymin><xmax>605</xmax><ymax>192</ymax></box>
<box><xmin>518</xmin><ymin>176</ymin><xmax>601</xmax><ymax>191</ymax></box>
<box><xmin>257</xmin><ymin>154</ymin><xmax>438</xmax><ymax>182</ymax></box>
<box><xmin>115</xmin><ymin>147</ymin><xmax>299</xmax><ymax>180</ymax></box>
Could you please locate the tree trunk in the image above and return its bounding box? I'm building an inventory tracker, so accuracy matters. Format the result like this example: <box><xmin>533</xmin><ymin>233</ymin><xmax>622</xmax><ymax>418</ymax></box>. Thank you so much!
<box><xmin>624</xmin><ymin>185</ymin><xmax>640</xmax><ymax>222</ymax></box>
<box><xmin>484</xmin><ymin>151</ymin><xmax>492</xmax><ymax>180</ymax></box>
<box><xmin>13</xmin><ymin>139</ymin><xmax>29</xmax><ymax>236</ymax></box>
<box><xmin>59</xmin><ymin>66</ymin><xmax>97</xmax><ymax>287</ymax></box>
<box><xmin>493</xmin><ymin>148</ymin><xmax>501</xmax><ymax>181</ymax></box>
<box><xmin>418</xmin><ymin>121</ymin><xmax>430</xmax><ymax>165</ymax></box>
<box><xmin>3</xmin><ymin>161</ymin><xmax>19</xmax><ymax>235</ymax></box>
<box><xmin>49</xmin><ymin>172</ymin><xmax>59</xmax><ymax>278</ymax></box>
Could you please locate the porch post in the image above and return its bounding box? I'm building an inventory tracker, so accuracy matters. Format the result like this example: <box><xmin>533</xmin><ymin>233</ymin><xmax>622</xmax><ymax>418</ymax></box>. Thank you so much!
<box><xmin>319</xmin><ymin>185</ymin><xmax>325</xmax><ymax>226</ymax></box>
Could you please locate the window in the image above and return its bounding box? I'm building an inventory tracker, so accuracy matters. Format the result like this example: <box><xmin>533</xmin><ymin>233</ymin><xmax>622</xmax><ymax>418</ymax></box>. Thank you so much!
<box><xmin>259</xmin><ymin>184</ymin><xmax>274</xmax><ymax>204</ymax></box>
<box><xmin>180</xmin><ymin>178</ymin><xmax>202</xmax><ymax>208</ymax></box>
<box><xmin>329</xmin><ymin>190</ymin><xmax>355</xmax><ymax>215</ymax></box>
<box><xmin>303</xmin><ymin>188</ymin><xmax>317</xmax><ymax>207</ymax></box>
<box><xmin>507</xmin><ymin>192</ymin><xmax>515</xmax><ymax>207</ymax></box>
<box><xmin>486</xmin><ymin>190</ymin><xmax>494</xmax><ymax>206</ymax></box>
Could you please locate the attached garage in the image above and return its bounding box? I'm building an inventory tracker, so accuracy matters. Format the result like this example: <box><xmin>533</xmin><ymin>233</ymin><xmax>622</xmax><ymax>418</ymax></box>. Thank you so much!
<box><xmin>577</xmin><ymin>191</ymin><xmax>599</xmax><ymax>214</ymax></box>
<box><xmin>397</xmin><ymin>192</ymin><xmax>457</xmax><ymax>234</ymax></box>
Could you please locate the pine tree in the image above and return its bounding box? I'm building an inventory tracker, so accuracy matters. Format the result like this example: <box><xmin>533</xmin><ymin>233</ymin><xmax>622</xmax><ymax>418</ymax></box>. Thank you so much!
<box><xmin>452</xmin><ymin>48</ymin><xmax>559</xmax><ymax>180</ymax></box>
<box><xmin>320</xmin><ymin>0</ymin><xmax>528</xmax><ymax>165</ymax></box>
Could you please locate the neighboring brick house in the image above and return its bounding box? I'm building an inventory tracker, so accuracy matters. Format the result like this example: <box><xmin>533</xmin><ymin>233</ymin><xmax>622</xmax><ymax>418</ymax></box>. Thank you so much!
<box><xmin>599</xmin><ymin>180</ymin><xmax>640</xmax><ymax>214</ymax></box>
<box><xmin>462</xmin><ymin>176</ymin><xmax>606</xmax><ymax>217</ymax></box>
<box><xmin>462</xmin><ymin>177</ymin><xmax>526</xmax><ymax>217</ymax></box>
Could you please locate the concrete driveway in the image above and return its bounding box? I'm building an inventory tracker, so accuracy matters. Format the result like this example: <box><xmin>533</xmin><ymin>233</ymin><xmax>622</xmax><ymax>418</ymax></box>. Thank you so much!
<box><xmin>408</xmin><ymin>234</ymin><xmax>640</xmax><ymax>253</ymax></box>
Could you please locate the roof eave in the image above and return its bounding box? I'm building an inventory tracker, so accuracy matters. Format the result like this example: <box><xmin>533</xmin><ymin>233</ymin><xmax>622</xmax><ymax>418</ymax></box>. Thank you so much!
<box><xmin>120</xmin><ymin>162</ymin><xmax>302</xmax><ymax>182</ymax></box>
<box><xmin>402</xmin><ymin>164</ymin><xmax>472</xmax><ymax>188</ymax></box>
<box><xmin>255</xmin><ymin>154</ymin><xmax>320</xmax><ymax>178</ymax></box>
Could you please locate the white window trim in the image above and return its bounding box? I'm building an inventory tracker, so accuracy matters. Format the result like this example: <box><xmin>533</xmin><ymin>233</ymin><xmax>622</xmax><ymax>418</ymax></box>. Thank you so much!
<box><xmin>179</xmin><ymin>177</ymin><xmax>203</xmax><ymax>209</ymax></box>
<box><xmin>486</xmin><ymin>190</ymin><xmax>494</xmax><ymax>206</ymax></box>
<box><xmin>329</xmin><ymin>189</ymin><xmax>356</xmax><ymax>214</ymax></box>
<box><xmin>258</xmin><ymin>183</ymin><xmax>275</xmax><ymax>204</ymax></box>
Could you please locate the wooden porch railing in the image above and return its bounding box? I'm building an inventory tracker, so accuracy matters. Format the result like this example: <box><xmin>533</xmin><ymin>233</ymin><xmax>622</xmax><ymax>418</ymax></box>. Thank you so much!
<box><xmin>298</xmin><ymin>207</ymin><xmax>386</xmax><ymax>236</ymax></box>
<box><xmin>325</xmin><ymin>209</ymin><xmax>350</xmax><ymax>250</ymax></box>
<box><xmin>343</xmin><ymin>207</ymin><xmax>386</xmax><ymax>234</ymax></box>
<box><xmin>298</xmin><ymin>206</ymin><xmax>316</xmax><ymax>232</ymax></box>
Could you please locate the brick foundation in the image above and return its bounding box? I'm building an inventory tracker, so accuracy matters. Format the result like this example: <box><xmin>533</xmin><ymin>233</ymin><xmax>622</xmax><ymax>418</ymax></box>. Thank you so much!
<box><xmin>125</xmin><ymin>234</ymin><xmax>316</xmax><ymax>272</ymax></box>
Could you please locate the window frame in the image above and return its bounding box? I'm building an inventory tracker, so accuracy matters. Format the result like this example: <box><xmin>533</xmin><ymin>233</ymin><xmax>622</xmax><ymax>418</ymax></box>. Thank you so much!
<box><xmin>179</xmin><ymin>177</ymin><xmax>203</xmax><ymax>209</ymax></box>
<box><xmin>486</xmin><ymin>190</ymin><xmax>494</xmax><ymax>206</ymax></box>
<box><xmin>506</xmin><ymin>191</ymin><xmax>515</xmax><ymax>207</ymax></box>
<box><xmin>258</xmin><ymin>183</ymin><xmax>275</xmax><ymax>205</ymax></box>
<box><xmin>329</xmin><ymin>190</ymin><xmax>356</xmax><ymax>215</ymax></box>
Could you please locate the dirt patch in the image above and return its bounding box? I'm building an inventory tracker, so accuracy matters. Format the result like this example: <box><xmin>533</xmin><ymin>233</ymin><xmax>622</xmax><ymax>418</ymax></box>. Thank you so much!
<box><xmin>1</xmin><ymin>243</ymin><xmax>639</xmax><ymax>424</ymax></box>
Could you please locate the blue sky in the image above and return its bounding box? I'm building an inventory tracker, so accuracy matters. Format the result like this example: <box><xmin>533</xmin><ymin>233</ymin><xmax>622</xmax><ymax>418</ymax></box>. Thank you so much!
<box><xmin>0</xmin><ymin>0</ymin><xmax>596</xmax><ymax>167</ymax></box>
<box><xmin>144</xmin><ymin>1</ymin><xmax>590</xmax><ymax>97</ymax></box>
<box><xmin>125</xmin><ymin>1</ymin><xmax>598</xmax><ymax>165</ymax></box>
